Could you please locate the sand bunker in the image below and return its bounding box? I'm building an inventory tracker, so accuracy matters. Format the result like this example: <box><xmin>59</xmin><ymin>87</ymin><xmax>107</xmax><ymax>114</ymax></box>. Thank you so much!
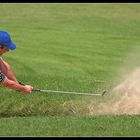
<box><xmin>88</xmin><ymin>68</ymin><xmax>140</xmax><ymax>115</ymax></box>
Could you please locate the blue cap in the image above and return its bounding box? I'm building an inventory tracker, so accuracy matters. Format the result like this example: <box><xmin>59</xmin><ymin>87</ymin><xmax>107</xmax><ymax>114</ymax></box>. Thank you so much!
<box><xmin>0</xmin><ymin>31</ymin><xmax>16</xmax><ymax>50</ymax></box>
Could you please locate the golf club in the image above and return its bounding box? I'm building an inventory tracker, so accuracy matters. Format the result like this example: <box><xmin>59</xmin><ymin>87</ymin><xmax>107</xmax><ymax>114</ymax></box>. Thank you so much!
<box><xmin>32</xmin><ymin>88</ymin><xmax>106</xmax><ymax>96</ymax></box>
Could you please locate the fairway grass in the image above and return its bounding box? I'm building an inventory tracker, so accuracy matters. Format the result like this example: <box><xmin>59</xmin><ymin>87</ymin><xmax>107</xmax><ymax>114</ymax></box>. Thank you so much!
<box><xmin>0</xmin><ymin>115</ymin><xmax>140</xmax><ymax>136</ymax></box>
<box><xmin>0</xmin><ymin>3</ymin><xmax>140</xmax><ymax>136</ymax></box>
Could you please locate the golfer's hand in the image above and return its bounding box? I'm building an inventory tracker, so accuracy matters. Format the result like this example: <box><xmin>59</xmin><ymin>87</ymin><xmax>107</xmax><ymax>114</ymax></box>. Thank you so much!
<box><xmin>22</xmin><ymin>85</ymin><xmax>33</xmax><ymax>94</ymax></box>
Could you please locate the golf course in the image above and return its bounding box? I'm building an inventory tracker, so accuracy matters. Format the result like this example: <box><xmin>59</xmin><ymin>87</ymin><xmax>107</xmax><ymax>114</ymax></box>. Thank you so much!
<box><xmin>0</xmin><ymin>3</ymin><xmax>140</xmax><ymax>136</ymax></box>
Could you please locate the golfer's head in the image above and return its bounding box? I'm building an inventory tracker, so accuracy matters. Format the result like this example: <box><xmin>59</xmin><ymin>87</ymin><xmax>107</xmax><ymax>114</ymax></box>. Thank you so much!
<box><xmin>0</xmin><ymin>31</ymin><xmax>16</xmax><ymax>50</ymax></box>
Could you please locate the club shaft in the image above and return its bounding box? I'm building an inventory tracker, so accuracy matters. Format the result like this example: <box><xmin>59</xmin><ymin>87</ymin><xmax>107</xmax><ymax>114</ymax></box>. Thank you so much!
<box><xmin>32</xmin><ymin>89</ymin><xmax>106</xmax><ymax>96</ymax></box>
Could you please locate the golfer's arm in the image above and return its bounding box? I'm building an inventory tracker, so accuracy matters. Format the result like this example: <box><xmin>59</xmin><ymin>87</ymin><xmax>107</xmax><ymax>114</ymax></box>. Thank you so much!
<box><xmin>1</xmin><ymin>59</ymin><xmax>18</xmax><ymax>83</ymax></box>
<box><xmin>1</xmin><ymin>77</ymin><xmax>25</xmax><ymax>92</ymax></box>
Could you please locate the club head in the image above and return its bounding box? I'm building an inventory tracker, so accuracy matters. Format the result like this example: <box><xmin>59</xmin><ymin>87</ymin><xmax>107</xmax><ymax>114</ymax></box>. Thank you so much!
<box><xmin>102</xmin><ymin>90</ymin><xmax>106</xmax><ymax>96</ymax></box>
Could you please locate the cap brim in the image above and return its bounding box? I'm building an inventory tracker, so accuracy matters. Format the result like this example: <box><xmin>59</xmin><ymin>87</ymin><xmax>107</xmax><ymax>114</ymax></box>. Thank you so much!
<box><xmin>7</xmin><ymin>41</ymin><xmax>16</xmax><ymax>50</ymax></box>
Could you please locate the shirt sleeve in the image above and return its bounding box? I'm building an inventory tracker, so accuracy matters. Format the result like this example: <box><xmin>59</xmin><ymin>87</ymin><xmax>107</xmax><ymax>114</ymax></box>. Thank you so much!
<box><xmin>0</xmin><ymin>71</ymin><xmax>6</xmax><ymax>83</ymax></box>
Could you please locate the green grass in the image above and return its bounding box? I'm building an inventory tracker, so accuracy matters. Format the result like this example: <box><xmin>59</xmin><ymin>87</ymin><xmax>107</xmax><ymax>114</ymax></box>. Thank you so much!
<box><xmin>0</xmin><ymin>115</ymin><xmax>140</xmax><ymax>136</ymax></box>
<box><xmin>0</xmin><ymin>3</ymin><xmax>140</xmax><ymax>136</ymax></box>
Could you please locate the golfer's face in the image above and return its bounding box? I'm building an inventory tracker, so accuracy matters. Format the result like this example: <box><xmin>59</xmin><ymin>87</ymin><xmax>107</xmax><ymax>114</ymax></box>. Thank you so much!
<box><xmin>0</xmin><ymin>45</ymin><xmax>9</xmax><ymax>56</ymax></box>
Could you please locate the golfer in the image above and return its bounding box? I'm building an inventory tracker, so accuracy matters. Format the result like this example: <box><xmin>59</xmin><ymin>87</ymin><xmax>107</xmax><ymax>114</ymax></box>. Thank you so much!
<box><xmin>0</xmin><ymin>31</ymin><xmax>32</xmax><ymax>94</ymax></box>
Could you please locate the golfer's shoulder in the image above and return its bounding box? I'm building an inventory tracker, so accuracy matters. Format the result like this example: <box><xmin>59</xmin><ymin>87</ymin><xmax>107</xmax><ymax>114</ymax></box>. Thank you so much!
<box><xmin>0</xmin><ymin>57</ymin><xmax>7</xmax><ymax>63</ymax></box>
<box><xmin>0</xmin><ymin>57</ymin><xmax>4</xmax><ymax>61</ymax></box>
